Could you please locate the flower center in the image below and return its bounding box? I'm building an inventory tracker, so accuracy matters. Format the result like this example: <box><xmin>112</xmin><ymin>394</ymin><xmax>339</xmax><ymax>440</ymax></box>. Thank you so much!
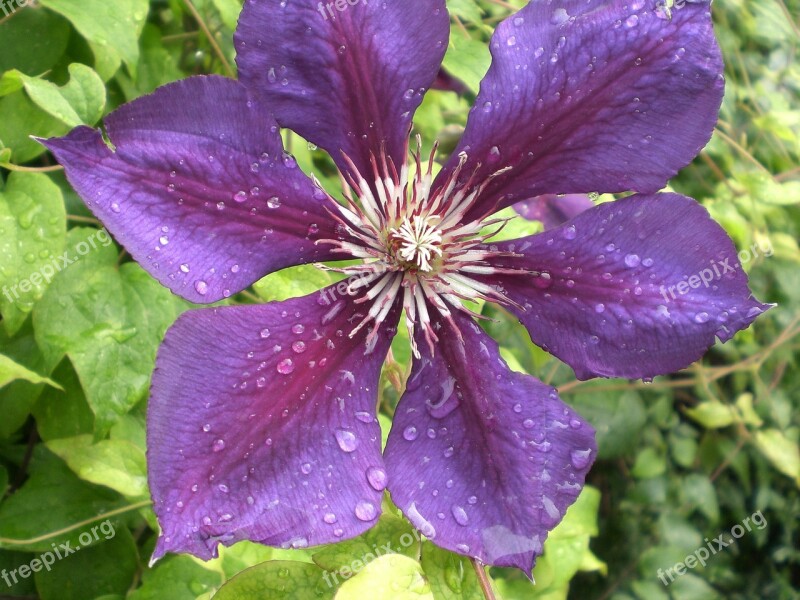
<box><xmin>315</xmin><ymin>137</ymin><xmax>528</xmax><ymax>356</ymax></box>
<box><xmin>390</xmin><ymin>215</ymin><xmax>443</xmax><ymax>272</ymax></box>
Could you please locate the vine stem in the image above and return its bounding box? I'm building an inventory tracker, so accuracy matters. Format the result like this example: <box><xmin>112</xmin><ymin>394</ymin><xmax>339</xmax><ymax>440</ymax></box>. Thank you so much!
<box><xmin>0</xmin><ymin>162</ymin><xmax>63</xmax><ymax>173</ymax></box>
<box><xmin>0</xmin><ymin>500</ymin><xmax>152</xmax><ymax>546</ymax></box>
<box><xmin>470</xmin><ymin>558</ymin><xmax>497</xmax><ymax>600</ymax></box>
<box><xmin>182</xmin><ymin>0</ymin><xmax>235</xmax><ymax>78</ymax></box>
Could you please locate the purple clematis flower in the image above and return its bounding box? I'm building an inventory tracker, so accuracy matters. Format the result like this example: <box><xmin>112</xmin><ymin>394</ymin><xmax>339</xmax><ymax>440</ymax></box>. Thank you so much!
<box><xmin>42</xmin><ymin>0</ymin><xmax>771</xmax><ymax>574</ymax></box>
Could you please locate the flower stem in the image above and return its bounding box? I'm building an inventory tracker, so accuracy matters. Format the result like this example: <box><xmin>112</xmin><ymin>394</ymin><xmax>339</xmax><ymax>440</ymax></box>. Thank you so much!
<box><xmin>470</xmin><ymin>558</ymin><xmax>497</xmax><ymax>600</ymax></box>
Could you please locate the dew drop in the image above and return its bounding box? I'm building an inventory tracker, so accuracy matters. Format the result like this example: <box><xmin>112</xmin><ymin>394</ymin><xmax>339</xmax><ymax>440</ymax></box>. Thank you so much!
<box><xmin>354</xmin><ymin>500</ymin><xmax>377</xmax><ymax>522</ymax></box>
<box><xmin>260</xmin><ymin>327</ymin><xmax>271</xmax><ymax>339</ymax></box>
<box><xmin>323</xmin><ymin>512</ymin><xmax>337</xmax><ymax>524</ymax></box>
<box><xmin>551</xmin><ymin>7</ymin><xmax>569</xmax><ymax>25</ymax></box>
<box><xmin>355</xmin><ymin>411</ymin><xmax>373</xmax><ymax>423</ymax></box>
<box><xmin>451</xmin><ymin>505</ymin><xmax>469</xmax><ymax>526</ymax></box>
<box><xmin>195</xmin><ymin>281</ymin><xmax>208</xmax><ymax>296</ymax></box>
<box><xmin>277</xmin><ymin>358</ymin><xmax>295</xmax><ymax>375</ymax></box>
<box><xmin>563</xmin><ymin>224</ymin><xmax>577</xmax><ymax>240</ymax></box>
<box><xmin>570</xmin><ymin>448</ymin><xmax>593</xmax><ymax>469</ymax></box>
<box><xmin>403</xmin><ymin>425</ymin><xmax>419</xmax><ymax>441</ymax></box>
<box><xmin>267</xmin><ymin>196</ymin><xmax>281</xmax><ymax>209</ymax></box>
<box><xmin>335</xmin><ymin>429</ymin><xmax>358</xmax><ymax>452</ymax></box>
<box><xmin>292</xmin><ymin>341</ymin><xmax>307</xmax><ymax>354</ymax></box>
<box><xmin>694</xmin><ymin>312</ymin><xmax>710</xmax><ymax>324</ymax></box>
<box><xmin>624</xmin><ymin>253</ymin><xmax>641</xmax><ymax>267</ymax></box>
<box><xmin>366</xmin><ymin>466</ymin><xmax>388</xmax><ymax>491</ymax></box>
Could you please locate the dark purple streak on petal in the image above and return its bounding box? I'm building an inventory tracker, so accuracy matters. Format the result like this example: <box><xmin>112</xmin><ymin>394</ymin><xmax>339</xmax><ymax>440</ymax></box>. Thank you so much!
<box><xmin>385</xmin><ymin>310</ymin><xmax>596</xmax><ymax>573</ymax></box>
<box><xmin>42</xmin><ymin>76</ymin><xmax>344</xmax><ymax>304</ymax></box>
<box><xmin>148</xmin><ymin>287</ymin><xmax>401</xmax><ymax>560</ymax></box>
<box><xmin>236</xmin><ymin>0</ymin><xmax>449</xmax><ymax>183</ymax></box>
<box><xmin>437</xmin><ymin>0</ymin><xmax>724</xmax><ymax>221</ymax></box>
<box><xmin>480</xmin><ymin>194</ymin><xmax>771</xmax><ymax>380</ymax></box>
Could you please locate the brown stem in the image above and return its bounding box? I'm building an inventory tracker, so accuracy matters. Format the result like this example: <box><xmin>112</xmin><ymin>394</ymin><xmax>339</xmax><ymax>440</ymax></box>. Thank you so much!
<box><xmin>470</xmin><ymin>558</ymin><xmax>497</xmax><ymax>600</ymax></box>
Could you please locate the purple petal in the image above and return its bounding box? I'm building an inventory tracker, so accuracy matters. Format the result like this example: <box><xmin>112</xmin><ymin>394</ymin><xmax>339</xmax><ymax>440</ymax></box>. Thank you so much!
<box><xmin>41</xmin><ymin>76</ymin><xmax>343</xmax><ymax>304</ymax></box>
<box><xmin>437</xmin><ymin>0</ymin><xmax>724</xmax><ymax>220</ymax></box>
<box><xmin>148</xmin><ymin>288</ymin><xmax>400</xmax><ymax>560</ymax></box>
<box><xmin>384</xmin><ymin>311</ymin><xmax>596</xmax><ymax>573</ymax></box>
<box><xmin>514</xmin><ymin>194</ymin><xmax>594</xmax><ymax>229</ymax></box>
<box><xmin>235</xmin><ymin>0</ymin><xmax>449</xmax><ymax>180</ymax></box>
<box><xmin>481</xmin><ymin>194</ymin><xmax>772</xmax><ymax>380</ymax></box>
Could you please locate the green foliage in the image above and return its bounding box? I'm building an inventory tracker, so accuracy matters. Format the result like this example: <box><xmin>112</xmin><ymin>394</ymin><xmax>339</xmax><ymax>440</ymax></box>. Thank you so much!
<box><xmin>0</xmin><ymin>0</ymin><xmax>797</xmax><ymax>598</ymax></box>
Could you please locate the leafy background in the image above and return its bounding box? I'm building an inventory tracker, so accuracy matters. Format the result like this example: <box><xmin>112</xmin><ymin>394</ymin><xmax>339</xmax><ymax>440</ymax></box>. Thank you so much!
<box><xmin>0</xmin><ymin>0</ymin><xmax>798</xmax><ymax>598</ymax></box>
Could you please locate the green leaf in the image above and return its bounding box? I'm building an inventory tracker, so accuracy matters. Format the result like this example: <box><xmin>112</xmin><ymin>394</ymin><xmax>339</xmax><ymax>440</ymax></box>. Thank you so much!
<box><xmin>0</xmin><ymin>90</ymin><xmax>67</xmax><ymax>163</ymax></box>
<box><xmin>32</xmin><ymin>358</ymin><xmax>95</xmax><ymax>441</ymax></box>
<box><xmin>8</xmin><ymin>63</ymin><xmax>106</xmax><ymax>127</ymax></box>
<box><xmin>0</xmin><ymin>449</ymin><xmax>126</xmax><ymax>553</ymax></box>
<box><xmin>446</xmin><ymin>0</ymin><xmax>484</xmax><ymax>26</ymax></box>
<box><xmin>34</xmin><ymin>527</ymin><xmax>139</xmax><ymax>600</ymax></box>
<box><xmin>0</xmin><ymin>318</ymin><xmax>56</xmax><ymax>437</ymax></box>
<box><xmin>37</xmin><ymin>0</ymin><xmax>149</xmax><ymax>77</ymax></box>
<box><xmin>754</xmin><ymin>429</ymin><xmax>800</xmax><ymax>487</ymax></box>
<box><xmin>115</xmin><ymin>24</ymin><xmax>185</xmax><ymax>100</ymax></box>
<box><xmin>33</xmin><ymin>228</ymin><xmax>189</xmax><ymax>435</ymax></box>
<box><xmin>420</xmin><ymin>543</ymin><xmax>482</xmax><ymax>600</ymax></box>
<box><xmin>212</xmin><ymin>0</ymin><xmax>243</xmax><ymax>30</ymax></box>
<box><xmin>0</xmin><ymin>7</ymin><xmax>71</xmax><ymax>76</ymax></box>
<box><xmin>568</xmin><ymin>389</ymin><xmax>646</xmax><ymax>459</ymax></box>
<box><xmin>312</xmin><ymin>514</ymin><xmax>421</xmax><ymax>574</ymax></box>
<box><xmin>0</xmin><ymin>353</ymin><xmax>59</xmax><ymax>389</ymax></box>
<box><xmin>129</xmin><ymin>555</ymin><xmax>223</xmax><ymax>600</ymax></box>
<box><xmin>684</xmin><ymin>401</ymin><xmax>738</xmax><ymax>429</ymax></box>
<box><xmin>632</xmin><ymin>447</ymin><xmax>667</xmax><ymax>479</ymax></box>
<box><xmin>254</xmin><ymin>264</ymin><xmax>335</xmax><ymax>303</ymax></box>
<box><xmin>441</xmin><ymin>30</ymin><xmax>491</xmax><ymax>94</ymax></box>
<box><xmin>0</xmin><ymin>171</ymin><xmax>67</xmax><ymax>335</ymax></box>
<box><xmin>46</xmin><ymin>435</ymin><xmax>147</xmax><ymax>498</ymax></box>
<box><xmin>214</xmin><ymin>560</ymin><xmax>336</xmax><ymax>600</ymax></box>
<box><xmin>682</xmin><ymin>474</ymin><xmax>719</xmax><ymax>522</ymax></box>
<box><xmin>335</xmin><ymin>554</ymin><xmax>433</xmax><ymax>600</ymax></box>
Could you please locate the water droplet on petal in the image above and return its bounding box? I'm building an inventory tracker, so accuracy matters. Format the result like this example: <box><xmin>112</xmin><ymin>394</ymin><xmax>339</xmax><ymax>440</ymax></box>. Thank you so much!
<box><xmin>277</xmin><ymin>358</ymin><xmax>295</xmax><ymax>375</ymax></box>
<box><xmin>323</xmin><ymin>512</ymin><xmax>337</xmax><ymax>524</ymax></box>
<box><xmin>366</xmin><ymin>466</ymin><xmax>387</xmax><ymax>491</ymax></box>
<box><xmin>563</xmin><ymin>225</ymin><xmax>577</xmax><ymax>240</ymax></box>
<box><xmin>335</xmin><ymin>429</ymin><xmax>358</xmax><ymax>452</ymax></box>
<box><xmin>451</xmin><ymin>505</ymin><xmax>469</xmax><ymax>526</ymax></box>
<box><xmin>570</xmin><ymin>448</ymin><xmax>593</xmax><ymax>469</ymax></box>
<box><xmin>195</xmin><ymin>281</ymin><xmax>208</xmax><ymax>296</ymax></box>
<box><xmin>624</xmin><ymin>253</ymin><xmax>641</xmax><ymax>267</ymax></box>
<box><xmin>355</xmin><ymin>411</ymin><xmax>373</xmax><ymax>423</ymax></box>
<box><xmin>403</xmin><ymin>425</ymin><xmax>419</xmax><ymax>441</ymax></box>
<box><xmin>260</xmin><ymin>328</ymin><xmax>271</xmax><ymax>339</ymax></box>
<box><xmin>354</xmin><ymin>500</ymin><xmax>377</xmax><ymax>522</ymax></box>
<box><xmin>694</xmin><ymin>312</ymin><xmax>710</xmax><ymax>324</ymax></box>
